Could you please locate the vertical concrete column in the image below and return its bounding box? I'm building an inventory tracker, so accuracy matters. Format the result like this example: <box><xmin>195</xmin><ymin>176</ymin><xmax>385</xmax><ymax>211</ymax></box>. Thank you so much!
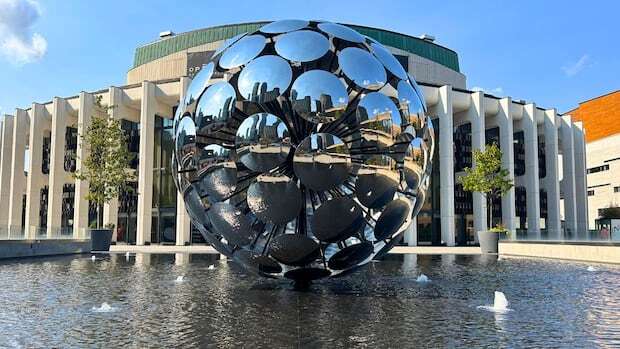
<box><xmin>497</xmin><ymin>98</ymin><xmax>516</xmax><ymax>234</ymax></box>
<box><xmin>8</xmin><ymin>109</ymin><xmax>28</xmax><ymax>234</ymax></box>
<box><xmin>24</xmin><ymin>104</ymin><xmax>47</xmax><ymax>238</ymax></box>
<box><xmin>176</xmin><ymin>77</ymin><xmax>191</xmax><ymax>246</ymax></box>
<box><xmin>0</xmin><ymin>115</ymin><xmax>15</xmax><ymax>228</ymax></box>
<box><xmin>137</xmin><ymin>82</ymin><xmax>156</xmax><ymax>245</ymax></box>
<box><xmin>47</xmin><ymin>98</ymin><xmax>69</xmax><ymax>237</ymax></box>
<box><xmin>103</xmin><ymin>87</ymin><xmax>122</xmax><ymax>238</ymax></box>
<box><xmin>543</xmin><ymin>109</ymin><xmax>561</xmax><ymax>239</ymax></box>
<box><xmin>560</xmin><ymin>115</ymin><xmax>577</xmax><ymax>237</ymax></box>
<box><xmin>73</xmin><ymin>92</ymin><xmax>94</xmax><ymax>238</ymax></box>
<box><xmin>523</xmin><ymin>104</ymin><xmax>541</xmax><ymax>237</ymax></box>
<box><xmin>438</xmin><ymin>85</ymin><xmax>455</xmax><ymax>246</ymax></box>
<box><xmin>573</xmin><ymin>122</ymin><xmax>589</xmax><ymax>236</ymax></box>
<box><xmin>469</xmin><ymin>92</ymin><xmax>487</xmax><ymax>235</ymax></box>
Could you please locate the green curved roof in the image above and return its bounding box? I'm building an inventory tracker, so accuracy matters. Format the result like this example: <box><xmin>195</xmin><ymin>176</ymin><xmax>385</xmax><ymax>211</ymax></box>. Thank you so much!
<box><xmin>132</xmin><ymin>21</ymin><xmax>460</xmax><ymax>72</ymax></box>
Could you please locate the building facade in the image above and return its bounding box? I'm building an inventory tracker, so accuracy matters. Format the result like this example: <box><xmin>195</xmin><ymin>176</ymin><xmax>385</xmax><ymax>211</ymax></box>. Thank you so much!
<box><xmin>0</xmin><ymin>22</ymin><xmax>588</xmax><ymax>245</ymax></box>
<box><xmin>568</xmin><ymin>90</ymin><xmax>620</xmax><ymax>232</ymax></box>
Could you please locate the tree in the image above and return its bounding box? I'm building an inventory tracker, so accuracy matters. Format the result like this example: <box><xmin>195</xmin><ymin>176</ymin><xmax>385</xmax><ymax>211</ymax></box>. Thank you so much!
<box><xmin>458</xmin><ymin>143</ymin><xmax>513</xmax><ymax>232</ymax></box>
<box><xmin>74</xmin><ymin>96</ymin><xmax>135</xmax><ymax>229</ymax></box>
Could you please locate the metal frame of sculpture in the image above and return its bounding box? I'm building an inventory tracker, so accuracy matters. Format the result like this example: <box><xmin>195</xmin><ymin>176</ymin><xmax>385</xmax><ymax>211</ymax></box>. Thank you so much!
<box><xmin>173</xmin><ymin>19</ymin><xmax>434</xmax><ymax>283</ymax></box>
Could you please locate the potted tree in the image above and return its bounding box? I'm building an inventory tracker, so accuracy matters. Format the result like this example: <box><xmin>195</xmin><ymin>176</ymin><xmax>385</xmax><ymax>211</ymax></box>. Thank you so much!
<box><xmin>458</xmin><ymin>144</ymin><xmax>513</xmax><ymax>253</ymax></box>
<box><xmin>74</xmin><ymin>96</ymin><xmax>135</xmax><ymax>251</ymax></box>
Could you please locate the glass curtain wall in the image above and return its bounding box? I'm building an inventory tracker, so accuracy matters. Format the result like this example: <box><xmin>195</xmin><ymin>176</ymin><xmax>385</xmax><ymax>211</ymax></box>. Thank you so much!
<box><xmin>151</xmin><ymin>115</ymin><xmax>177</xmax><ymax>244</ymax></box>
<box><xmin>417</xmin><ymin>118</ymin><xmax>441</xmax><ymax>245</ymax></box>
<box><xmin>454</xmin><ymin>123</ymin><xmax>474</xmax><ymax>245</ymax></box>
<box><xmin>117</xmin><ymin>120</ymin><xmax>139</xmax><ymax>244</ymax></box>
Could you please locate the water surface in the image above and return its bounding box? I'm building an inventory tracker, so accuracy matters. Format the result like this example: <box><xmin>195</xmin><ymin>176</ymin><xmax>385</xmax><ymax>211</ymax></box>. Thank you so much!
<box><xmin>0</xmin><ymin>253</ymin><xmax>619</xmax><ymax>348</ymax></box>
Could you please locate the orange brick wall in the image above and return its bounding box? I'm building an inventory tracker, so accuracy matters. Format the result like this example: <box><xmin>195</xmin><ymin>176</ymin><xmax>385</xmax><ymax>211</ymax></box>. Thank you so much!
<box><xmin>569</xmin><ymin>90</ymin><xmax>620</xmax><ymax>143</ymax></box>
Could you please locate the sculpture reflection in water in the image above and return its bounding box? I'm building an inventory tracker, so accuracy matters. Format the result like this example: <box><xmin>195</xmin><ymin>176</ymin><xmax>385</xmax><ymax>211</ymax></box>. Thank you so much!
<box><xmin>172</xmin><ymin>19</ymin><xmax>434</xmax><ymax>284</ymax></box>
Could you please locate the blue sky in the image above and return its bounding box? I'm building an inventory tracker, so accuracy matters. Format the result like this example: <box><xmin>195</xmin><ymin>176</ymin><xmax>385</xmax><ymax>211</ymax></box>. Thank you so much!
<box><xmin>0</xmin><ymin>0</ymin><xmax>618</xmax><ymax>116</ymax></box>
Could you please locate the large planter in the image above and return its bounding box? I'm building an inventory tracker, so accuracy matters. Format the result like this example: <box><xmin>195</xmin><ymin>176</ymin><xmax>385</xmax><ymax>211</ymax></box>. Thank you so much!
<box><xmin>91</xmin><ymin>229</ymin><xmax>113</xmax><ymax>252</ymax></box>
<box><xmin>477</xmin><ymin>231</ymin><xmax>499</xmax><ymax>254</ymax></box>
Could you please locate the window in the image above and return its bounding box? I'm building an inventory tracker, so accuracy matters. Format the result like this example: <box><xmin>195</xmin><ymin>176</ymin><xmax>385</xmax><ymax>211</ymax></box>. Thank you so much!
<box><xmin>453</xmin><ymin>123</ymin><xmax>472</xmax><ymax>172</ymax></box>
<box><xmin>587</xmin><ymin>164</ymin><xmax>609</xmax><ymax>174</ymax></box>
<box><xmin>395</xmin><ymin>55</ymin><xmax>409</xmax><ymax>72</ymax></box>
<box><xmin>588</xmin><ymin>190</ymin><xmax>595</xmax><ymax>196</ymax></box>
<box><xmin>614</xmin><ymin>186</ymin><xmax>620</xmax><ymax>193</ymax></box>
<box><xmin>513</xmin><ymin>131</ymin><xmax>525</xmax><ymax>176</ymax></box>
<box><xmin>64</xmin><ymin>127</ymin><xmax>78</xmax><ymax>172</ymax></box>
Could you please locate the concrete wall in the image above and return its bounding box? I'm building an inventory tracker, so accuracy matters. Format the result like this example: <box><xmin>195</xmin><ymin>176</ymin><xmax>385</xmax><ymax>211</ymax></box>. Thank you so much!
<box><xmin>126</xmin><ymin>40</ymin><xmax>467</xmax><ymax>89</ymax></box>
<box><xmin>584</xmin><ymin>133</ymin><xmax>620</xmax><ymax>229</ymax></box>
<box><xmin>0</xmin><ymin>239</ymin><xmax>91</xmax><ymax>259</ymax></box>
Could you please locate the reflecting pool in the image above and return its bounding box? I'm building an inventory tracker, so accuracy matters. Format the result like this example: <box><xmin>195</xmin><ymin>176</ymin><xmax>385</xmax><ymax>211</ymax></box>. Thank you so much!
<box><xmin>0</xmin><ymin>253</ymin><xmax>619</xmax><ymax>347</ymax></box>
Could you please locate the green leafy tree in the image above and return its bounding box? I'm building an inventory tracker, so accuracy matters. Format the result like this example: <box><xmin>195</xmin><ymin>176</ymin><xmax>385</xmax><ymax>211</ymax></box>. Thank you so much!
<box><xmin>458</xmin><ymin>143</ymin><xmax>513</xmax><ymax>232</ymax></box>
<box><xmin>74</xmin><ymin>96</ymin><xmax>135</xmax><ymax>229</ymax></box>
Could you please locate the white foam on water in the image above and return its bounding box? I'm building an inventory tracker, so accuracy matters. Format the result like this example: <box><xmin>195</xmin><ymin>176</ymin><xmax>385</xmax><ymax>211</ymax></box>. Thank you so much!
<box><xmin>175</xmin><ymin>275</ymin><xmax>185</xmax><ymax>283</ymax></box>
<box><xmin>416</xmin><ymin>274</ymin><xmax>430</xmax><ymax>283</ymax></box>
<box><xmin>587</xmin><ymin>266</ymin><xmax>597</xmax><ymax>272</ymax></box>
<box><xmin>91</xmin><ymin>255</ymin><xmax>96</xmax><ymax>261</ymax></box>
<box><xmin>208</xmin><ymin>265</ymin><xmax>215</xmax><ymax>270</ymax></box>
<box><xmin>478</xmin><ymin>291</ymin><xmax>511</xmax><ymax>313</ymax></box>
<box><xmin>91</xmin><ymin>302</ymin><xmax>115</xmax><ymax>313</ymax></box>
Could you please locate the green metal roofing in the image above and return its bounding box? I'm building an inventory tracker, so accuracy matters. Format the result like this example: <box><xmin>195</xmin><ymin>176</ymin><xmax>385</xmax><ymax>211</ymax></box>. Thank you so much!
<box><xmin>132</xmin><ymin>21</ymin><xmax>460</xmax><ymax>72</ymax></box>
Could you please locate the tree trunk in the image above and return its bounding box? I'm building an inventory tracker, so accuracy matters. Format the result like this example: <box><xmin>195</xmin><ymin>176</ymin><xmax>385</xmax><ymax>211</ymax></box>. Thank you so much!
<box><xmin>487</xmin><ymin>193</ymin><xmax>493</xmax><ymax>231</ymax></box>
<box><xmin>96</xmin><ymin>205</ymin><xmax>101</xmax><ymax>229</ymax></box>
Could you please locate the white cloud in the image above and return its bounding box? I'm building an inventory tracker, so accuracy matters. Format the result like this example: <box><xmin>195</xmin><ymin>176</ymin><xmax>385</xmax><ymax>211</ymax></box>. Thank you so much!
<box><xmin>472</xmin><ymin>86</ymin><xmax>504</xmax><ymax>96</ymax></box>
<box><xmin>562</xmin><ymin>54</ymin><xmax>590</xmax><ymax>77</ymax></box>
<box><xmin>0</xmin><ymin>0</ymin><xmax>47</xmax><ymax>65</ymax></box>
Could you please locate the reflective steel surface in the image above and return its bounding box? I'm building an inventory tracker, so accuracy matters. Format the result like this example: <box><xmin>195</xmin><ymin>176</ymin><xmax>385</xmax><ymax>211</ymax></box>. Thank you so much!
<box><xmin>173</xmin><ymin>20</ymin><xmax>433</xmax><ymax>281</ymax></box>
<box><xmin>1</xmin><ymin>254</ymin><xmax>619</xmax><ymax>348</ymax></box>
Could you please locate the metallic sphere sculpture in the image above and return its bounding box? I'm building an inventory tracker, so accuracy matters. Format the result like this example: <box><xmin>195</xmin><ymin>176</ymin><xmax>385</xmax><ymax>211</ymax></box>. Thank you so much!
<box><xmin>173</xmin><ymin>19</ymin><xmax>434</xmax><ymax>282</ymax></box>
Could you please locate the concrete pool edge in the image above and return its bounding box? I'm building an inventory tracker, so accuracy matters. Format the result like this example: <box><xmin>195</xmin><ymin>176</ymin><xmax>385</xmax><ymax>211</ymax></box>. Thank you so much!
<box><xmin>107</xmin><ymin>243</ymin><xmax>620</xmax><ymax>265</ymax></box>
<box><xmin>499</xmin><ymin>241</ymin><xmax>620</xmax><ymax>265</ymax></box>
<box><xmin>0</xmin><ymin>239</ymin><xmax>91</xmax><ymax>260</ymax></box>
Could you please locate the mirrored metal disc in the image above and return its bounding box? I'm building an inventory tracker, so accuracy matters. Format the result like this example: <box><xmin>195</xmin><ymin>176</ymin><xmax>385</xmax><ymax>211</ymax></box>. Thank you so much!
<box><xmin>291</xmin><ymin>70</ymin><xmax>348</xmax><ymax>123</ymax></box>
<box><xmin>317</xmin><ymin>22</ymin><xmax>365</xmax><ymax>43</ymax></box>
<box><xmin>409</xmin><ymin>74</ymin><xmax>427</xmax><ymax>112</ymax></box>
<box><xmin>403</xmin><ymin>138</ymin><xmax>425</xmax><ymax>192</ymax></box>
<box><xmin>247</xmin><ymin>174</ymin><xmax>302</xmax><ymax>225</ymax></box>
<box><xmin>238</xmin><ymin>55</ymin><xmax>292</xmax><ymax>103</ymax></box>
<box><xmin>233</xmin><ymin>250</ymin><xmax>282</xmax><ymax>274</ymax></box>
<box><xmin>219</xmin><ymin>34</ymin><xmax>266</xmax><ymax>69</ymax></box>
<box><xmin>397</xmin><ymin>79</ymin><xmax>424</xmax><ymax>131</ymax></box>
<box><xmin>338</xmin><ymin>47</ymin><xmax>386</xmax><ymax>90</ymax></box>
<box><xmin>208</xmin><ymin>202</ymin><xmax>256</xmax><ymax>247</ymax></box>
<box><xmin>275</xmin><ymin>30</ymin><xmax>329</xmax><ymax>62</ymax></box>
<box><xmin>175</xmin><ymin>116</ymin><xmax>197</xmax><ymax>171</ymax></box>
<box><xmin>327</xmin><ymin>242</ymin><xmax>374</xmax><ymax>270</ymax></box>
<box><xmin>312</xmin><ymin>197</ymin><xmax>364</xmax><ymax>243</ymax></box>
<box><xmin>355</xmin><ymin>155</ymin><xmax>400</xmax><ymax>209</ymax></box>
<box><xmin>370</xmin><ymin>42</ymin><xmax>408</xmax><ymax>80</ymax></box>
<box><xmin>374</xmin><ymin>199</ymin><xmax>411</xmax><ymax>240</ymax></box>
<box><xmin>185</xmin><ymin>62</ymin><xmax>215</xmax><ymax>106</ymax></box>
<box><xmin>356</xmin><ymin>92</ymin><xmax>402</xmax><ymax>148</ymax></box>
<box><xmin>213</xmin><ymin>32</ymin><xmax>247</xmax><ymax>57</ymax></box>
<box><xmin>183</xmin><ymin>185</ymin><xmax>210</xmax><ymax>225</ymax></box>
<box><xmin>260</xmin><ymin>19</ymin><xmax>308</xmax><ymax>34</ymax></box>
<box><xmin>235</xmin><ymin>113</ymin><xmax>292</xmax><ymax>172</ymax></box>
<box><xmin>194</xmin><ymin>144</ymin><xmax>237</xmax><ymax>201</ymax></box>
<box><xmin>195</xmin><ymin>81</ymin><xmax>236</xmax><ymax>135</ymax></box>
<box><xmin>269</xmin><ymin>234</ymin><xmax>320</xmax><ymax>266</ymax></box>
<box><xmin>293</xmin><ymin>133</ymin><xmax>351</xmax><ymax>191</ymax></box>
